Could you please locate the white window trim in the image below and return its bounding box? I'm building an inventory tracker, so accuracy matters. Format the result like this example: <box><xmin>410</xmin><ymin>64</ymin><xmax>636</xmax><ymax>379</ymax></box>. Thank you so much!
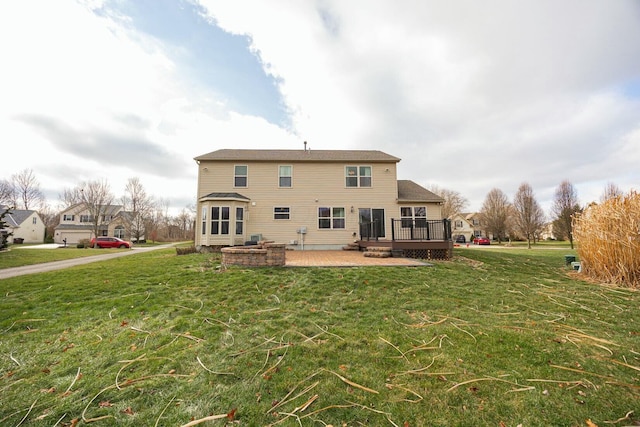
<box><xmin>234</xmin><ymin>165</ymin><xmax>248</xmax><ymax>188</ymax></box>
<box><xmin>210</xmin><ymin>206</ymin><xmax>231</xmax><ymax>235</ymax></box>
<box><xmin>318</xmin><ymin>207</ymin><xmax>346</xmax><ymax>229</ymax></box>
<box><xmin>278</xmin><ymin>165</ymin><xmax>293</xmax><ymax>188</ymax></box>
<box><xmin>274</xmin><ymin>207</ymin><xmax>290</xmax><ymax>220</ymax></box>
<box><xmin>345</xmin><ymin>165</ymin><xmax>372</xmax><ymax>188</ymax></box>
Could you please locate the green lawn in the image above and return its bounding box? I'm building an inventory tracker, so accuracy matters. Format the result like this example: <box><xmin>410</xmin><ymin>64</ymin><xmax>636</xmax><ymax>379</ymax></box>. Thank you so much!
<box><xmin>0</xmin><ymin>246</ymin><xmax>120</xmax><ymax>269</ymax></box>
<box><xmin>0</xmin><ymin>247</ymin><xmax>638</xmax><ymax>426</ymax></box>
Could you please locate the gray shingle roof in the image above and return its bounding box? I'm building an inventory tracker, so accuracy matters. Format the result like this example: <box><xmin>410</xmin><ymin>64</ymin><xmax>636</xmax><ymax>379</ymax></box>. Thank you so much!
<box><xmin>397</xmin><ymin>180</ymin><xmax>444</xmax><ymax>203</ymax></box>
<box><xmin>200</xmin><ymin>192</ymin><xmax>250</xmax><ymax>200</ymax></box>
<box><xmin>194</xmin><ymin>149</ymin><xmax>401</xmax><ymax>163</ymax></box>
<box><xmin>0</xmin><ymin>205</ymin><xmax>36</xmax><ymax>227</ymax></box>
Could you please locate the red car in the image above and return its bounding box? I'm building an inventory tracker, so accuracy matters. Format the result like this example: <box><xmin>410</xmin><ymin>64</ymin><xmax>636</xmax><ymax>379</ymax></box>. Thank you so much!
<box><xmin>473</xmin><ymin>236</ymin><xmax>490</xmax><ymax>245</ymax></box>
<box><xmin>90</xmin><ymin>237</ymin><xmax>131</xmax><ymax>249</ymax></box>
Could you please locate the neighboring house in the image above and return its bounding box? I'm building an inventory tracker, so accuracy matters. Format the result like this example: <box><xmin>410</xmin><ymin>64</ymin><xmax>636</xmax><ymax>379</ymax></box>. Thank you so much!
<box><xmin>450</xmin><ymin>213</ymin><xmax>475</xmax><ymax>243</ymax></box>
<box><xmin>450</xmin><ymin>212</ymin><xmax>491</xmax><ymax>242</ymax></box>
<box><xmin>194</xmin><ymin>148</ymin><xmax>447</xmax><ymax>251</ymax></box>
<box><xmin>466</xmin><ymin>212</ymin><xmax>489</xmax><ymax>239</ymax></box>
<box><xmin>0</xmin><ymin>205</ymin><xmax>45</xmax><ymax>244</ymax></box>
<box><xmin>53</xmin><ymin>204</ymin><xmax>133</xmax><ymax>244</ymax></box>
<box><xmin>539</xmin><ymin>222</ymin><xmax>556</xmax><ymax>241</ymax></box>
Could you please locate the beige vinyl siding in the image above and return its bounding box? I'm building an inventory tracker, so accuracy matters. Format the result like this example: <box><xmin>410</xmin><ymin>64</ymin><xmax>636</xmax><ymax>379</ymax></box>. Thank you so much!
<box><xmin>196</xmin><ymin>160</ymin><xmax>400</xmax><ymax>247</ymax></box>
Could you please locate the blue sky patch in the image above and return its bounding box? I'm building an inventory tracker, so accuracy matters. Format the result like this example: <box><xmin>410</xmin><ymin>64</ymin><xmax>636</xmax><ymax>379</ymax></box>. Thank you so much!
<box><xmin>97</xmin><ymin>0</ymin><xmax>289</xmax><ymax>127</ymax></box>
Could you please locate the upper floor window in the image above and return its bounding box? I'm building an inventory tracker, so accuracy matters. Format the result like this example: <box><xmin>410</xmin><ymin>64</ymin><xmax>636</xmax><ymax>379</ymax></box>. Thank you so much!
<box><xmin>102</xmin><ymin>215</ymin><xmax>113</xmax><ymax>222</ymax></box>
<box><xmin>279</xmin><ymin>165</ymin><xmax>292</xmax><ymax>188</ymax></box>
<box><xmin>79</xmin><ymin>215</ymin><xmax>93</xmax><ymax>223</ymax></box>
<box><xmin>234</xmin><ymin>165</ymin><xmax>248</xmax><ymax>187</ymax></box>
<box><xmin>63</xmin><ymin>214</ymin><xmax>75</xmax><ymax>221</ymax></box>
<box><xmin>318</xmin><ymin>207</ymin><xmax>345</xmax><ymax>229</ymax></box>
<box><xmin>345</xmin><ymin>166</ymin><xmax>371</xmax><ymax>188</ymax></box>
<box><xmin>472</xmin><ymin>218</ymin><xmax>480</xmax><ymax>226</ymax></box>
<box><xmin>455</xmin><ymin>220</ymin><xmax>463</xmax><ymax>229</ymax></box>
<box><xmin>32</xmin><ymin>217</ymin><xmax>37</xmax><ymax>224</ymax></box>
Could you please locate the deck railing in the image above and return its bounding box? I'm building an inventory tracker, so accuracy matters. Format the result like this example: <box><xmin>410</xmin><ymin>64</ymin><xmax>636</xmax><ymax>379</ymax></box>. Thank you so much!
<box><xmin>391</xmin><ymin>218</ymin><xmax>452</xmax><ymax>241</ymax></box>
<box><xmin>360</xmin><ymin>219</ymin><xmax>452</xmax><ymax>241</ymax></box>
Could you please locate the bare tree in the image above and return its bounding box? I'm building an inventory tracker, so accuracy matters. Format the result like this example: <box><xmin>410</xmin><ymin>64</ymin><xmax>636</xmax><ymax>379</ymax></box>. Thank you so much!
<box><xmin>60</xmin><ymin>187</ymin><xmax>84</xmax><ymax>208</ymax></box>
<box><xmin>600</xmin><ymin>182</ymin><xmax>622</xmax><ymax>203</ymax></box>
<box><xmin>122</xmin><ymin>177</ymin><xmax>155</xmax><ymax>242</ymax></box>
<box><xmin>551</xmin><ymin>180</ymin><xmax>581</xmax><ymax>249</ymax></box>
<box><xmin>143</xmin><ymin>198</ymin><xmax>170</xmax><ymax>242</ymax></box>
<box><xmin>513</xmin><ymin>182</ymin><xmax>545</xmax><ymax>249</ymax></box>
<box><xmin>480</xmin><ymin>188</ymin><xmax>511</xmax><ymax>243</ymax></box>
<box><xmin>175</xmin><ymin>207</ymin><xmax>195</xmax><ymax>240</ymax></box>
<box><xmin>76</xmin><ymin>180</ymin><xmax>114</xmax><ymax>244</ymax></box>
<box><xmin>0</xmin><ymin>179</ymin><xmax>16</xmax><ymax>208</ymax></box>
<box><xmin>12</xmin><ymin>169</ymin><xmax>45</xmax><ymax>210</ymax></box>
<box><xmin>428</xmin><ymin>185</ymin><xmax>469</xmax><ymax>219</ymax></box>
<box><xmin>38</xmin><ymin>203</ymin><xmax>59</xmax><ymax>242</ymax></box>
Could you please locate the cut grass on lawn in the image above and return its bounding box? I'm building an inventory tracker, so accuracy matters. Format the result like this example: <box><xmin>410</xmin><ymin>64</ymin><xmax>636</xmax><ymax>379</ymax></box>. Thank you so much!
<box><xmin>0</xmin><ymin>247</ymin><xmax>128</xmax><ymax>269</ymax></box>
<box><xmin>0</xmin><ymin>247</ymin><xmax>638</xmax><ymax>426</ymax></box>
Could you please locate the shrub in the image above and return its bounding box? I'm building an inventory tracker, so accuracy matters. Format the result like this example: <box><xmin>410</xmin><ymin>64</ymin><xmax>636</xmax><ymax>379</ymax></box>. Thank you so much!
<box><xmin>573</xmin><ymin>190</ymin><xmax>640</xmax><ymax>288</ymax></box>
<box><xmin>176</xmin><ymin>246</ymin><xmax>197</xmax><ymax>255</ymax></box>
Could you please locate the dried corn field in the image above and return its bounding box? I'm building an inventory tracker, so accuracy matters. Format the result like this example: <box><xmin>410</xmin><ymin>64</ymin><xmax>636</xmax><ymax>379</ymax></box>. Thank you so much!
<box><xmin>573</xmin><ymin>190</ymin><xmax>640</xmax><ymax>288</ymax></box>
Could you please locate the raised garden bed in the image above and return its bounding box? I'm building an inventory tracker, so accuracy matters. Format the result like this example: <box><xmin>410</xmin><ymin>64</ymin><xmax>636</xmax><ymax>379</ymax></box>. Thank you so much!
<box><xmin>221</xmin><ymin>241</ymin><xmax>286</xmax><ymax>267</ymax></box>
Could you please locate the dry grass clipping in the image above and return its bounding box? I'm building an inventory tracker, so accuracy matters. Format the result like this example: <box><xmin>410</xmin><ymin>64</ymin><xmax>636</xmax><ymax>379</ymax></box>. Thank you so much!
<box><xmin>573</xmin><ymin>190</ymin><xmax>640</xmax><ymax>289</ymax></box>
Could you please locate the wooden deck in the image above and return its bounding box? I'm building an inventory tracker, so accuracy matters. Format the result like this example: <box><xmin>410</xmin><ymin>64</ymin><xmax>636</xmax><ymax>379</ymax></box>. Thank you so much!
<box><xmin>357</xmin><ymin>239</ymin><xmax>453</xmax><ymax>260</ymax></box>
<box><xmin>357</xmin><ymin>218</ymin><xmax>454</xmax><ymax>260</ymax></box>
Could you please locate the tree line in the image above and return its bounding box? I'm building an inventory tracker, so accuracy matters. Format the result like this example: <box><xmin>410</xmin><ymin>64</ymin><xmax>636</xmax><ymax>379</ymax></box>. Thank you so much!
<box><xmin>0</xmin><ymin>169</ymin><xmax>195</xmax><ymax>242</ymax></box>
<box><xmin>431</xmin><ymin>180</ymin><xmax>624</xmax><ymax>249</ymax></box>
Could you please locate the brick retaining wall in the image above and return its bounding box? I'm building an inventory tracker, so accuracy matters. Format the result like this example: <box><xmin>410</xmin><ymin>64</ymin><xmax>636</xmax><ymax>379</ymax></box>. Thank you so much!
<box><xmin>221</xmin><ymin>241</ymin><xmax>286</xmax><ymax>267</ymax></box>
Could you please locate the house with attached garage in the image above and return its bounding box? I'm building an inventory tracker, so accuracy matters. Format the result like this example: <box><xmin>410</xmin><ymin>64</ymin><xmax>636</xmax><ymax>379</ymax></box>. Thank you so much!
<box><xmin>194</xmin><ymin>148</ymin><xmax>454</xmax><ymax>259</ymax></box>
<box><xmin>53</xmin><ymin>203</ymin><xmax>133</xmax><ymax>244</ymax></box>
<box><xmin>0</xmin><ymin>205</ymin><xmax>45</xmax><ymax>244</ymax></box>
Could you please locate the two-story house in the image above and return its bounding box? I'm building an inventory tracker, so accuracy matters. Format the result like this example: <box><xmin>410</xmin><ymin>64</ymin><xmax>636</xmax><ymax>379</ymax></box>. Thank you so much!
<box><xmin>53</xmin><ymin>204</ymin><xmax>132</xmax><ymax>244</ymax></box>
<box><xmin>450</xmin><ymin>213</ymin><xmax>475</xmax><ymax>243</ymax></box>
<box><xmin>194</xmin><ymin>148</ymin><xmax>449</xmax><ymax>252</ymax></box>
<box><xmin>0</xmin><ymin>205</ymin><xmax>45</xmax><ymax>244</ymax></box>
<box><xmin>450</xmin><ymin>212</ymin><xmax>492</xmax><ymax>242</ymax></box>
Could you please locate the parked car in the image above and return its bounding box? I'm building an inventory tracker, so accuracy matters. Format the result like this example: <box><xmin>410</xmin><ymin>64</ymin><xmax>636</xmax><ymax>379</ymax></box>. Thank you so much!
<box><xmin>455</xmin><ymin>235</ymin><xmax>466</xmax><ymax>243</ymax></box>
<box><xmin>90</xmin><ymin>237</ymin><xmax>131</xmax><ymax>249</ymax></box>
<box><xmin>473</xmin><ymin>236</ymin><xmax>490</xmax><ymax>245</ymax></box>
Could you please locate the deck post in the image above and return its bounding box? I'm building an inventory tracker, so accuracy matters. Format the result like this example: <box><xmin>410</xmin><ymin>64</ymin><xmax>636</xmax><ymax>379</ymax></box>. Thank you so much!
<box><xmin>391</xmin><ymin>218</ymin><xmax>396</xmax><ymax>241</ymax></box>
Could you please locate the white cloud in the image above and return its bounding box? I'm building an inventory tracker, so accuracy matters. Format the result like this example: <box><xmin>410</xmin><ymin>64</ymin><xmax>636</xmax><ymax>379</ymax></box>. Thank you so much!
<box><xmin>2</xmin><ymin>0</ymin><xmax>639</xmax><ymax>218</ymax></box>
<box><xmin>201</xmin><ymin>0</ymin><xmax>640</xmax><ymax>210</ymax></box>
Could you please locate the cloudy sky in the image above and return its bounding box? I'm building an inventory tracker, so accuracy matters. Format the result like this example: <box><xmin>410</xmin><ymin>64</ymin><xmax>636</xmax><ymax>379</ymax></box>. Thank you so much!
<box><xmin>2</xmin><ymin>0</ymin><xmax>639</xmax><ymax>216</ymax></box>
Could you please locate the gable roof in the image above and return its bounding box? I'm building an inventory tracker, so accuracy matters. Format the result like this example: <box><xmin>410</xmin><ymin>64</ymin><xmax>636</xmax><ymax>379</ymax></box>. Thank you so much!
<box><xmin>195</xmin><ymin>149</ymin><xmax>401</xmax><ymax>163</ymax></box>
<box><xmin>0</xmin><ymin>205</ymin><xmax>38</xmax><ymax>228</ymax></box>
<box><xmin>397</xmin><ymin>180</ymin><xmax>444</xmax><ymax>203</ymax></box>
<box><xmin>60</xmin><ymin>203</ymin><xmax>124</xmax><ymax>216</ymax></box>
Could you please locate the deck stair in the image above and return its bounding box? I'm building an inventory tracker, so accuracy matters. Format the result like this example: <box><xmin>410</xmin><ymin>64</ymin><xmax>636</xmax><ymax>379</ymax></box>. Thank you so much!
<box><xmin>342</xmin><ymin>242</ymin><xmax>361</xmax><ymax>251</ymax></box>
<box><xmin>363</xmin><ymin>246</ymin><xmax>392</xmax><ymax>258</ymax></box>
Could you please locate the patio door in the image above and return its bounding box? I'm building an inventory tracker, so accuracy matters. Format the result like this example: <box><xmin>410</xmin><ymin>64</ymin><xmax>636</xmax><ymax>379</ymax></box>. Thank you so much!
<box><xmin>359</xmin><ymin>208</ymin><xmax>385</xmax><ymax>239</ymax></box>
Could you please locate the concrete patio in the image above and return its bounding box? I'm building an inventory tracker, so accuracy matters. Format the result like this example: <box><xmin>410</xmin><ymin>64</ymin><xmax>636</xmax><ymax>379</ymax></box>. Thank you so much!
<box><xmin>284</xmin><ymin>250</ymin><xmax>432</xmax><ymax>267</ymax></box>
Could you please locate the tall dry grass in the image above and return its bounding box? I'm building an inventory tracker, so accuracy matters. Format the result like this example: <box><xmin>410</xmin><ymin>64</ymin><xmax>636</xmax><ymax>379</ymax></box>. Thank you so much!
<box><xmin>573</xmin><ymin>190</ymin><xmax>640</xmax><ymax>288</ymax></box>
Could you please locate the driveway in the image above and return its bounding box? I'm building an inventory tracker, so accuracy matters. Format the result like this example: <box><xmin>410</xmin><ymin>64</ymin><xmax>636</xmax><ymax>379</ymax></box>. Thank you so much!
<box><xmin>0</xmin><ymin>244</ymin><xmax>177</xmax><ymax>280</ymax></box>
